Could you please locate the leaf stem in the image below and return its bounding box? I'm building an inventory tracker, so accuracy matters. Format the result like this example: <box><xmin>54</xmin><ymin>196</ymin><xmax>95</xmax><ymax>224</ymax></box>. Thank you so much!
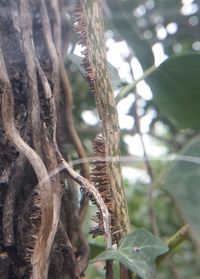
<box><xmin>116</xmin><ymin>64</ymin><xmax>157</xmax><ymax>104</ymax></box>
<box><xmin>157</xmin><ymin>224</ymin><xmax>189</xmax><ymax>264</ymax></box>
<box><xmin>106</xmin><ymin>260</ymin><xmax>113</xmax><ymax>279</ymax></box>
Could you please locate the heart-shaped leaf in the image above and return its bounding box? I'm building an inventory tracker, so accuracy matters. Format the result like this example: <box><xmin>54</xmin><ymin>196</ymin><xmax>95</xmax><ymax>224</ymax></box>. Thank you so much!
<box><xmin>90</xmin><ymin>229</ymin><xmax>168</xmax><ymax>279</ymax></box>
<box><xmin>163</xmin><ymin>136</ymin><xmax>200</xmax><ymax>245</ymax></box>
<box><xmin>149</xmin><ymin>53</ymin><xmax>200</xmax><ymax>129</ymax></box>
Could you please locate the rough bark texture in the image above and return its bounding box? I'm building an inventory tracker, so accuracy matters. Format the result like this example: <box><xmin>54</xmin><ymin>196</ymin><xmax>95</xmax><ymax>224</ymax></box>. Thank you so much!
<box><xmin>74</xmin><ymin>0</ymin><xmax>130</xmax><ymax>240</ymax></box>
<box><xmin>0</xmin><ymin>0</ymin><xmax>88</xmax><ymax>278</ymax></box>
<box><xmin>0</xmin><ymin>0</ymin><xmax>131</xmax><ymax>278</ymax></box>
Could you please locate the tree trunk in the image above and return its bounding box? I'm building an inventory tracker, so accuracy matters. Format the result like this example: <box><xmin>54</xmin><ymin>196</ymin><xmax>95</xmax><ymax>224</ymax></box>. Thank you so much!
<box><xmin>0</xmin><ymin>0</ymin><xmax>88</xmax><ymax>278</ymax></box>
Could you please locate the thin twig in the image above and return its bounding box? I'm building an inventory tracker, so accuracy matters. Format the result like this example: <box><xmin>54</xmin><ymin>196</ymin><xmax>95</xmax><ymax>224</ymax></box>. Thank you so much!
<box><xmin>56</xmin><ymin>151</ymin><xmax>112</xmax><ymax>249</ymax></box>
<box><xmin>138</xmin><ymin>120</ymin><xmax>159</xmax><ymax>236</ymax></box>
<box><xmin>59</xmin><ymin>60</ymin><xmax>90</xmax><ymax>179</ymax></box>
<box><xmin>129</xmin><ymin>59</ymin><xmax>159</xmax><ymax>236</ymax></box>
<box><xmin>116</xmin><ymin>65</ymin><xmax>157</xmax><ymax>104</ymax></box>
<box><xmin>59</xmin><ymin>58</ymin><xmax>90</xmax><ymax>222</ymax></box>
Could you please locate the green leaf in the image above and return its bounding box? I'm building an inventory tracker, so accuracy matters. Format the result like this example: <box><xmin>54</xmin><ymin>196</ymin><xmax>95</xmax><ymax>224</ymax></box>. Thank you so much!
<box><xmin>149</xmin><ymin>53</ymin><xmax>200</xmax><ymax>129</ymax></box>
<box><xmin>90</xmin><ymin>229</ymin><xmax>168</xmax><ymax>279</ymax></box>
<box><xmin>163</xmin><ymin>136</ymin><xmax>200</xmax><ymax>245</ymax></box>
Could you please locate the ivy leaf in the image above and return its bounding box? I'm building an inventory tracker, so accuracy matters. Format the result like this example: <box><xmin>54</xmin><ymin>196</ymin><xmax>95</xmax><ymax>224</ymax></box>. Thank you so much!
<box><xmin>90</xmin><ymin>229</ymin><xmax>168</xmax><ymax>279</ymax></box>
<box><xmin>163</xmin><ymin>136</ymin><xmax>200</xmax><ymax>245</ymax></box>
<box><xmin>149</xmin><ymin>53</ymin><xmax>200</xmax><ymax>129</ymax></box>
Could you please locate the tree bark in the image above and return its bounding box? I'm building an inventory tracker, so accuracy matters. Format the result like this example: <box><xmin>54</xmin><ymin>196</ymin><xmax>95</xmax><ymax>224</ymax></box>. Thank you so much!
<box><xmin>0</xmin><ymin>1</ymin><xmax>87</xmax><ymax>278</ymax></box>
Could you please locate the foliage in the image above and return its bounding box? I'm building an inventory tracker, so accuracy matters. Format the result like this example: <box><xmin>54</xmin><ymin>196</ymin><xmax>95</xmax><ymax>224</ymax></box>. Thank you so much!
<box><xmin>91</xmin><ymin>229</ymin><xmax>168</xmax><ymax>279</ymax></box>
<box><xmin>163</xmin><ymin>136</ymin><xmax>200</xmax><ymax>245</ymax></box>
<box><xmin>149</xmin><ymin>53</ymin><xmax>200</xmax><ymax>129</ymax></box>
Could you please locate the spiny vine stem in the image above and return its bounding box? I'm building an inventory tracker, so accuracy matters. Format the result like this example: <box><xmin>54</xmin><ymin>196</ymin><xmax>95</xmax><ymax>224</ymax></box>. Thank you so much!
<box><xmin>74</xmin><ymin>0</ymin><xmax>130</xmax><ymax>240</ymax></box>
<box><xmin>55</xmin><ymin>152</ymin><xmax>112</xmax><ymax>249</ymax></box>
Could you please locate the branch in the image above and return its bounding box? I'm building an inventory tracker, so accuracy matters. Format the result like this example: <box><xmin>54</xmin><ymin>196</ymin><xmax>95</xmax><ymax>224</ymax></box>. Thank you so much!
<box><xmin>74</xmin><ymin>2</ymin><xmax>131</xmax><ymax>277</ymax></box>
<box><xmin>74</xmin><ymin>0</ymin><xmax>130</xmax><ymax>239</ymax></box>
<box><xmin>59</xmin><ymin>61</ymin><xmax>90</xmax><ymax>222</ymax></box>
<box><xmin>128</xmin><ymin>57</ymin><xmax>159</xmax><ymax>236</ymax></box>
<box><xmin>157</xmin><ymin>224</ymin><xmax>190</xmax><ymax>264</ymax></box>
<box><xmin>56</xmin><ymin>151</ymin><xmax>112</xmax><ymax>248</ymax></box>
<box><xmin>116</xmin><ymin>65</ymin><xmax>157</xmax><ymax>104</ymax></box>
